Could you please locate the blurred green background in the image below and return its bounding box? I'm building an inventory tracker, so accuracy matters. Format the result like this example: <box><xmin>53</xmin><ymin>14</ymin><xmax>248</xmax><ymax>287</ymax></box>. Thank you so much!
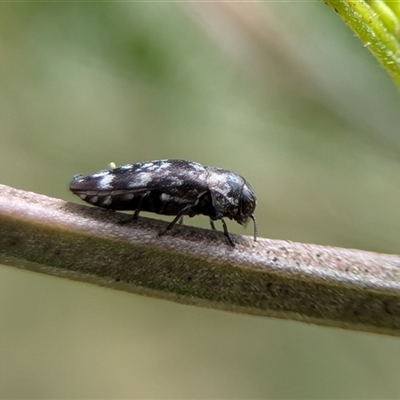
<box><xmin>1</xmin><ymin>2</ymin><xmax>400</xmax><ymax>398</ymax></box>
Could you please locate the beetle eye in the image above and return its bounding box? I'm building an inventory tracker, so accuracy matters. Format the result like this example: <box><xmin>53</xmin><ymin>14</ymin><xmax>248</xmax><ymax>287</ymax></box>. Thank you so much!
<box><xmin>240</xmin><ymin>183</ymin><xmax>256</xmax><ymax>218</ymax></box>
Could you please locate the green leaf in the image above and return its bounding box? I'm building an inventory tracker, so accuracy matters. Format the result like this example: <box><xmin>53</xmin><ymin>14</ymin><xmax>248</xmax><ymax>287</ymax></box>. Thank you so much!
<box><xmin>325</xmin><ymin>0</ymin><xmax>400</xmax><ymax>88</ymax></box>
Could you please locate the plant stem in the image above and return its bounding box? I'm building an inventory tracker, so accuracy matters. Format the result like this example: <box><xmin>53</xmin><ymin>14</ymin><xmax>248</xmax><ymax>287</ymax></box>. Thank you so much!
<box><xmin>1</xmin><ymin>184</ymin><xmax>400</xmax><ymax>336</ymax></box>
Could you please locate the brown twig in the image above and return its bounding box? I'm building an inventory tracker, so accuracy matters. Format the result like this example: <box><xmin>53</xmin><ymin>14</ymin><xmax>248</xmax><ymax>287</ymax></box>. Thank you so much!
<box><xmin>1</xmin><ymin>184</ymin><xmax>400</xmax><ymax>336</ymax></box>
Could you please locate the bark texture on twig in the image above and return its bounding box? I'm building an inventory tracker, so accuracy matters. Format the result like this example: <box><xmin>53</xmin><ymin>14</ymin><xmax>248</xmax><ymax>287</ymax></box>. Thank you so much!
<box><xmin>1</xmin><ymin>184</ymin><xmax>400</xmax><ymax>336</ymax></box>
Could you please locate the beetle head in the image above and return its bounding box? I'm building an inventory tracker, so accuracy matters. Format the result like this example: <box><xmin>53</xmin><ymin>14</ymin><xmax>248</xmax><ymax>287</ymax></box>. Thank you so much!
<box><xmin>234</xmin><ymin>182</ymin><xmax>258</xmax><ymax>241</ymax></box>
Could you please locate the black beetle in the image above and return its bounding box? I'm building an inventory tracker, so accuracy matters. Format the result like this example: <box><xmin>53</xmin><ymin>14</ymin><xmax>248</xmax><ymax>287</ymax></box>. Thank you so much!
<box><xmin>69</xmin><ymin>159</ymin><xmax>257</xmax><ymax>246</ymax></box>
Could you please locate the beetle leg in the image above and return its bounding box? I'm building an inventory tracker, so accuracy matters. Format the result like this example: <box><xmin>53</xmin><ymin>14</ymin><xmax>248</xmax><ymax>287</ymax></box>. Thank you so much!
<box><xmin>220</xmin><ymin>218</ymin><xmax>235</xmax><ymax>247</ymax></box>
<box><xmin>132</xmin><ymin>192</ymin><xmax>148</xmax><ymax>221</ymax></box>
<box><xmin>132</xmin><ymin>208</ymin><xmax>141</xmax><ymax>221</ymax></box>
<box><xmin>158</xmin><ymin>205</ymin><xmax>192</xmax><ymax>236</ymax></box>
<box><xmin>118</xmin><ymin>194</ymin><xmax>144</xmax><ymax>225</ymax></box>
<box><xmin>209</xmin><ymin>219</ymin><xmax>216</xmax><ymax>230</ymax></box>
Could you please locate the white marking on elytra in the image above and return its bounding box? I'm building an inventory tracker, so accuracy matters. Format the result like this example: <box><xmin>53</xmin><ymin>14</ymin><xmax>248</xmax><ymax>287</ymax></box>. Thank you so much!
<box><xmin>139</xmin><ymin>162</ymin><xmax>159</xmax><ymax>172</ymax></box>
<box><xmin>144</xmin><ymin>161</ymin><xmax>172</xmax><ymax>172</ymax></box>
<box><xmin>119</xmin><ymin>164</ymin><xmax>133</xmax><ymax>170</ymax></box>
<box><xmin>91</xmin><ymin>196</ymin><xmax>99</xmax><ymax>204</ymax></box>
<box><xmin>92</xmin><ymin>170</ymin><xmax>110</xmax><ymax>178</ymax></box>
<box><xmin>128</xmin><ymin>172</ymin><xmax>152</xmax><ymax>187</ymax></box>
<box><xmin>97</xmin><ymin>173</ymin><xmax>115</xmax><ymax>190</ymax></box>
<box><xmin>79</xmin><ymin>193</ymin><xmax>87</xmax><ymax>200</ymax></box>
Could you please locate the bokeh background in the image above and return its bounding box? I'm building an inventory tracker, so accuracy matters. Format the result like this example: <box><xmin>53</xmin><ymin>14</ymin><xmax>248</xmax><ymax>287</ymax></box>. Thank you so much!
<box><xmin>1</xmin><ymin>1</ymin><xmax>400</xmax><ymax>398</ymax></box>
